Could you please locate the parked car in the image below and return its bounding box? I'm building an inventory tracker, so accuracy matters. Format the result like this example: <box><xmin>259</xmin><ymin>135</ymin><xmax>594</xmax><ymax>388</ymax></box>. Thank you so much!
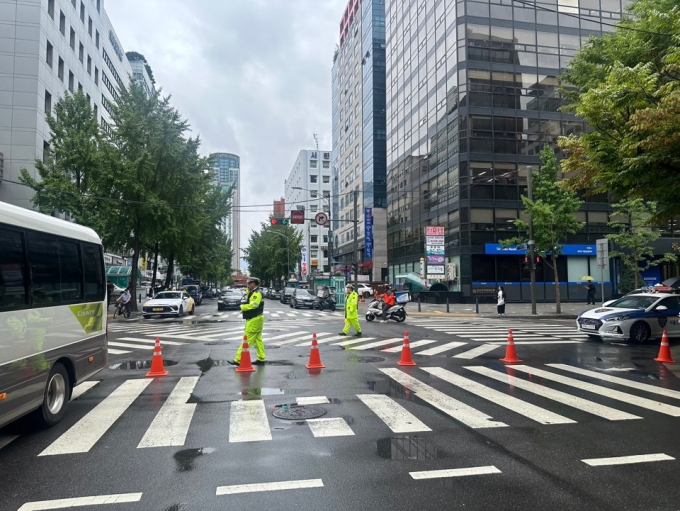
<box><xmin>577</xmin><ymin>292</ymin><xmax>680</xmax><ymax>344</ymax></box>
<box><xmin>269</xmin><ymin>288</ymin><xmax>282</xmax><ymax>300</ymax></box>
<box><xmin>217</xmin><ymin>290</ymin><xmax>244</xmax><ymax>311</ymax></box>
<box><xmin>261</xmin><ymin>287</ymin><xmax>270</xmax><ymax>298</ymax></box>
<box><xmin>291</xmin><ymin>288</ymin><xmax>317</xmax><ymax>309</ymax></box>
<box><xmin>280</xmin><ymin>287</ymin><xmax>295</xmax><ymax>304</ymax></box>
<box><xmin>183</xmin><ymin>285</ymin><xmax>203</xmax><ymax>306</ymax></box>
<box><xmin>357</xmin><ymin>284</ymin><xmax>373</xmax><ymax>298</ymax></box>
<box><xmin>143</xmin><ymin>290</ymin><xmax>195</xmax><ymax>318</ymax></box>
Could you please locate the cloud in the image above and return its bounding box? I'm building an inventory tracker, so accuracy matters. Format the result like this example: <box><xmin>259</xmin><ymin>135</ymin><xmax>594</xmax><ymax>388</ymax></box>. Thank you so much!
<box><xmin>106</xmin><ymin>0</ymin><xmax>344</xmax><ymax>270</ymax></box>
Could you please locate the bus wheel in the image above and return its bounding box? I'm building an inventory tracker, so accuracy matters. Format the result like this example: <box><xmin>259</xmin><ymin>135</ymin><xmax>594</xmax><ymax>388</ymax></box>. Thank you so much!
<box><xmin>39</xmin><ymin>363</ymin><xmax>71</xmax><ymax>427</ymax></box>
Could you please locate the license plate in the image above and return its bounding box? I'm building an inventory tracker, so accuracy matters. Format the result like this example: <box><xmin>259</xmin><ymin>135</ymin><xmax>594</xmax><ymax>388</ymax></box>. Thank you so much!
<box><xmin>581</xmin><ymin>324</ymin><xmax>596</xmax><ymax>330</ymax></box>
<box><xmin>153</xmin><ymin>308</ymin><xmax>164</xmax><ymax>312</ymax></box>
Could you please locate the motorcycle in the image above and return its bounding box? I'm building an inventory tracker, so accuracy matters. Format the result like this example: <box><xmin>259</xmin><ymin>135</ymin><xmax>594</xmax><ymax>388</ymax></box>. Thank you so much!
<box><xmin>365</xmin><ymin>298</ymin><xmax>406</xmax><ymax>323</ymax></box>
<box><xmin>313</xmin><ymin>295</ymin><xmax>337</xmax><ymax>311</ymax></box>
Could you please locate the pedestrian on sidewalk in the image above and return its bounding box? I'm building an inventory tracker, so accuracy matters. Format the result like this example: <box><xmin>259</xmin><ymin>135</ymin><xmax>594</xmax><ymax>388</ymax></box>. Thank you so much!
<box><xmin>585</xmin><ymin>280</ymin><xmax>596</xmax><ymax>305</ymax></box>
<box><xmin>230</xmin><ymin>277</ymin><xmax>265</xmax><ymax>366</ymax></box>
<box><xmin>338</xmin><ymin>284</ymin><xmax>362</xmax><ymax>337</ymax></box>
<box><xmin>497</xmin><ymin>286</ymin><xmax>506</xmax><ymax>315</ymax></box>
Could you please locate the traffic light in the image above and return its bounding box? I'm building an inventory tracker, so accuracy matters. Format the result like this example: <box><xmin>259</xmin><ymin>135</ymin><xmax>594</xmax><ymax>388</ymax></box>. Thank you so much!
<box><xmin>270</xmin><ymin>217</ymin><xmax>289</xmax><ymax>226</ymax></box>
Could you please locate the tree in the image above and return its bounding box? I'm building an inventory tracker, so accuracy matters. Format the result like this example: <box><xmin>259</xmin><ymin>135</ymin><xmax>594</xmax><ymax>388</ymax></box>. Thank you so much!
<box><xmin>501</xmin><ymin>146</ymin><xmax>583</xmax><ymax>313</ymax></box>
<box><xmin>606</xmin><ymin>198</ymin><xmax>677</xmax><ymax>290</ymax></box>
<box><xmin>19</xmin><ymin>91</ymin><xmax>107</xmax><ymax>233</ymax></box>
<box><xmin>559</xmin><ymin>0</ymin><xmax>680</xmax><ymax>221</ymax></box>
<box><xmin>243</xmin><ymin>224</ymin><xmax>303</xmax><ymax>287</ymax></box>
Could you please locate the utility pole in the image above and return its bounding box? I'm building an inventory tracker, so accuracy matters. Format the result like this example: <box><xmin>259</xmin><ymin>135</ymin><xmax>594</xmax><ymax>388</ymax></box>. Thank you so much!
<box><xmin>353</xmin><ymin>189</ymin><xmax>358</xmax><ymax>287</ymax></box>
<box><xmin>527</xmin><ymin>166</ymin><xmax>537</xmax><ymax>315</ymax></box>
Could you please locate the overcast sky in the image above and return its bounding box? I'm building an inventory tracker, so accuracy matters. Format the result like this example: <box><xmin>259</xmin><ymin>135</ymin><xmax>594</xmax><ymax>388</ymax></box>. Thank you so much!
<box><xmin>106</xmin><ymin>0</ymin><xmax>345</xmax><ymax>271</ymax></box>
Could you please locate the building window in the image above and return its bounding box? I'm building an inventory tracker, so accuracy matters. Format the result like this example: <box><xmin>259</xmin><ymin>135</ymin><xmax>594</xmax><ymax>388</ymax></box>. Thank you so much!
<box><xmin>71</xmin><ymin>0</ymin><xmax>76</xmax><ymax>8</ymax></box>
<box><xmin>323</xmin><ymin>175</ymin><xmax>330</xmax><ymax>183</ymax></box>
<box><xmin>48</xmin><ymin>0</ymin><xmax>55</xmax><ymax>19</ymax></box>
<box><xmin>43</xmin><ymin>141</ymin><xmax>50</xmax><ymax>164</ymax></box>
<box><xmin>58</xmin><ymin>57</ymin><xmax>64</xmax><ymax>81</ymax></box>
<box><xmin>88</xmin><ymin>16</ymin><xmax>93</xmax><ymax>36</ymax></box>
<box><xmin>46</xmin><ymin>41</ymin><xmax>53</xmax><ymax>68</ymax></box>
<box><xmin>310</xmin><ymin>160</ymin><xmax>317</xmax><ymax>168</ymax></box>
<box><xmin>80</xmin><ymin>2</ymin><xmax>85</xmax><ymax>22</ymax></box>
<box><xmin>44</xmin><ymin>90</ymin><xmax>52</xmax><ymax>116</ymax></box>
<box><xmin>68</xmin><ymin>71</ymin><xmax>74</xmax><ymax>91</ymax></box>
<box><xmin>311</xmin><ymin>205</ymin><xmax>318</xmax><ymax>213</ymax></box>
<box><xmin>323</xmin><ymin>191</ymin><xmax>331</xmax><ymax>199</ymax></box>
<box><xmin>311</xmin><ymin>191</ymin><xmax>318</xmax><ymax>198</ymax></box>
<box><xmin>93</xmin><ymin>104</ymin><xmax>97</xmax><ymax>118</ymax></box>
<box><xmin>78</xmin><ymin>82</ymin><xmax>82</xmax><ymax>92</ymax></box>
<box><xmin>323</xmin><ymin>161</ymin><xmax>329</xmax><ymax>168</ymax></box>
<box><xmin>69</xmin><ymin>28</ymin><xmax>75</xmax><ymax>50</ymax></box>
<box><xmin>59</xmin><ymin>11</ymin><xmax>66</xmax><ymax>35</ymax></box>
<box><xmin>94</xmin><ymin>67</ymin><xmax>98</xmax><ymax>84</ymax></box>
<box><xmin>87</xmin><ymin>55</ymin><xmax>91</xmax><ymax>74</ymax></box>
<box><xmin>79</xmin><ymin>43</ymin><xmax>84</xmax><ymax>63</ymax></box>
<box><xmin>96</xmin><ymin>0</ymin><xmax>100</xmax><ymax>13</ymax></box>
<box><xmin>311</xmin><ymin>236</ymin><xmax>318</xmax><ymax>243</ymax></box>
<box><xmin>95</xmin><ymin>30</ymin><xmax>99</xmax><ymax>48</ymax></box>
<box><xmin>310</xmin><ymin>175</ymin><xmax>318</xmax><ymax>183</ymax></box>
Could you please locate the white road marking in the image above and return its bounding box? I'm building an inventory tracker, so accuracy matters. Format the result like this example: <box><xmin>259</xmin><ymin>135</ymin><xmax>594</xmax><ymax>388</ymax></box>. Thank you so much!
<box><xmin>582</xmin><ymin>453</ymin><xmax>674</xmax><ymax>466</ymax></box>
<box><xmin>296</xmin><ymin>396</ymin><xmax>330</xmax><ymax>405</ymax></box>
<box><xmin>107</xmin><ymin>342</ymin><xmax>155</xmax><ymax>350</ymax></box>
<box><xmin>410</xmin><ymin>466</ymin><xmax>501</xmax><ymax>480</ymax></box>
<box><xmin>39</xmin><ymin>379</ymin><xmax>152</xmax><ymax>456</ymax></box>
<box><xmin>510</xmin><ymin>365</ymin><xmax>680</xmax><ymax>417</ymax></box>
<box><xmin>453</xmin><ymin>345</ymin><xmax>499</xmax><ymax>359</ymax></box>
<box><xmin>270</xmin><ymin>333</ymin><xmax>332</xmax><ymax>347</ymax></box>
<box><xmin>547</xmin><ymin>364</ymin><xmax>680</xmax><ymax>400</ymax></box>
<box><xmin>267</xmin><ymin>331</ymin><xmax>314</xmax><ymax>346</ymax></box>
<box><xmin>423</xmin><ymin>367</ymin><xmax>575</xmax><ymax>425</ymax></box>
<box><xmin>216</xmin><ymin>479</ymin><xmax>323</xmax><ymax>495</ymax></box>
<box><xmin>229</xmin><ymin>400</ymin><xmax>272</xmax><ymax>442</ymax></box>
<box><xmin>117</xmin><ymin>337</ymin><xmax>186</xmax><ymax>346</ymax></box>
<box><xmin>306</xmin><ymin>417</ymin><xmax>355</xmax><ymax>437</ymax></box>
<box><xmin>107</xmin><ymin>348</ymin><xmax>130</xmax><ymax>355</ymax></box>
<box><xmin>350</xmin><ymin>338</ymin><xmax>405</xmax><ymax>351</ymax></box>
<box><xmin>0</xmin><ymin>435</ymin><xmax>19</xmax><ymax>450</ymax></box>
<box><xmin>382</xmin><ymin>340</ymin><xmax>436</xmax><ymax>353</ymax></box>
<box><xmin>416</xmin><ymin>341</ymin><xmax>467</xmax><ymax>356</ymax></box>
<box><xmin>17</xmin><ymin>492</ymin><xmax>144</xmax><ymax>510</ymax></box>
<box><xmin>380</xmin><ymin>368</ymin><xmax>508</xmax><ymax>429</ymax></box>
<box><xmin>137</xmin><ymin>377</ymin><xmax>199</xmax><ymax>448</ymax></box>
<box><xmin>356</xmin><ymin>394</ymin><xmax>431</xmax><ymax>433</ymax></box>
<box><xmin>495</xmin><ymin>340</ymin><xmax>583</xmax><ymax>345</ymax></box>
<box><xmin>456</xmin><ymin>334</ymin><xmax>552</xmax><ymax>339</ymax></box>
<box><xmin>466</xmin><ymin>366</ymin><xmax>641</xmax><ymax>421</ymax></box>
<box><xmin>295</xmin><ymin>335</ymin><xmax>347</xmax><ymax>346</ymax></box>
<box><xmin>333</xmin><ymin>337</ymin><xmax>391</xmax><ymax>347</ymax></box>
<box><xmin>70</xmin><ymin>381</ymin><xmax>100</xmax><ymax>401</ymax></box>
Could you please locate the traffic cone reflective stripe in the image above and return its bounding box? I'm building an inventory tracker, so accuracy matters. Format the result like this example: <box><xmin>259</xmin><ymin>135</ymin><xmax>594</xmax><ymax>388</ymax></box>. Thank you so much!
<box><xmin>236</xmin><ymin>336</ymin><xmax>256</xmax><ymax>372</ymax></box>
<box><xmin>398</xmin><ymin>331</ymin><xmax>417</xmax><ymax>366</ymax></box>
<box><xmin>306</xmin><ymin>333</ymin><xmax>326</xmax><ymax>369</ymax></box>
<box><xmin>500</xmin><ymin>330</ymin><xmax>523</xmax><ymax>364</ymax></box>
<box><xmin>146</xmin><ymin>338</ymin><xmax>168</xmax><ymax>377</ymax></box>
<box><xmin>654</xmin><ymin>330</ymin><xmax>676</xmax><ymax>363</ymax></box>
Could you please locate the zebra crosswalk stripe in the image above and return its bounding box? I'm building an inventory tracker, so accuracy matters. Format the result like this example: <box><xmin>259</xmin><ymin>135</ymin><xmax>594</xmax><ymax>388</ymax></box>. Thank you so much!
<box><xmin>510</xmin><ymin>365</ymin><xmax>680</xmax><ymax>417</ymax></box>
<box><xmin>350</xmin><ymin>338</ymin><xmax>404</xmax><ymax>351</ymax></box>
<box><xmin>356</xmin><ymin>394</ymin><xmax>431</xmax><ymax>433</ymax></box>
<box><xmin>229</xmin><ymin>400</ymin><xmax>272</xmax><ymax>443</ymax></box>
<box><xmin>269</xmin><ymin>332</ymin><xmax>325</xmax><ymax>346</ymax></box>
<box><xmin>453</xmin><ymin>345</ymin><xmax>499</xmax><ymax>359</ymax></box>
<box><xmin>306</xmin><ymin>417</ymin><xmax>355</xmax><ymax>437</ymax></box>
<box><xmin>380</xmin><ymin>368</ymin><xmax>508</xmax><ymax>429</ymax></box>
<box><xmin>108</xmin><ymin>342</ymin><xmax>155</xmax><ymax>350</ymax></box>
<box><xmin>39</xmin><ymin>379</ymin><xmax>152</xmax><ymax>456</ymax></box>
<box><xmin>382</xmin><ymin>340</ymin><xmax>436</xmax><ymax>353</ymax></box>
<box><xmin>107</xmin><ymin>348</ymin><xmax>129</xmax><ymax>355</ymax></box>
<box><xmin>117</xmin><ymin>337</ymin><xmax>186</xmax><ymax>346</ymax></box>
<box><xmin>464</xmin><ymin>366</ymin><xmax>641</xmax><ymax>421</ymax></box>
<box><xmin>70</xmin><ymin>381</ymin><xmax>100</xmax><ymax>401</ymax></box>
<box><xmin>295</xmin><ymin>335</ymin><xmax>348</xmax><ymax>347</ymax></box>
<box><xmin>416</xmin><ymin>341</ymin><xmax>467</xmax><ymax>356</ymax></box>
<box><xmin>138</xmin><ymin>377</ymin><xmax>199</xmax><ymax>448</ymax></box>
<box><xmin>334</xmin><ymin>337</ymin><xmax>393</xmax><ymax>348</ymax></box>
<box><xmin>423</xmin><ymin>367</ymin><xmax>575</xmax><ymax>425</ymax></box>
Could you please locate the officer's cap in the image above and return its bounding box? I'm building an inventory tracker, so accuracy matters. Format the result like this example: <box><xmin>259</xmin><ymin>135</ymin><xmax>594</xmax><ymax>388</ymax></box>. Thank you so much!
<box><xmin>247</xmin><ymin>277</ymin><xmax>260</xmax><ymax>285</ymax></box>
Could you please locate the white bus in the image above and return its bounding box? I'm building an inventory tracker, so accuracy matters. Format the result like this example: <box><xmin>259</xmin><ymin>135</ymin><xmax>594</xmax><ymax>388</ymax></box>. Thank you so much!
<box><xmin>0</xmin><ymin>202</ymin><xmax>107</xmax><ymax>428</ymax></box>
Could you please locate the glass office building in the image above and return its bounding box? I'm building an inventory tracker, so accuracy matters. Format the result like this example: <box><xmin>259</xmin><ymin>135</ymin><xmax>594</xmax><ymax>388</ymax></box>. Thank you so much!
<box><xmin>210</xmin><ymin>152</ymin><xmax>240</xmax><ymax>273</ymax></box>
<box><xmin>385</xmin><ymin>0</ymin><xmax>629</xmax><ymax>301</ymax></box>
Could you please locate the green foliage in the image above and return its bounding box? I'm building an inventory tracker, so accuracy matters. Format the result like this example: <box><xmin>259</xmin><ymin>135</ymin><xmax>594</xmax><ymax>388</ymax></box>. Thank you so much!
<box><xmin>243</xmin><ymin>224</ymin><xmax>304</xmax><ymax>287</ymax></box>
<box><xmin>500</xmin><ymin>145</ymin><xmax>583</xmax><ymax>312</ymax></box>
<box><xmin>559</xmin><ymin>0</ymin><xmax>680</xmax><ymax>221</ymax></box>
<box><xmin>606</xmin><ymin>198</ymin><xmax>677</xmax><ymax>288</ymax></box>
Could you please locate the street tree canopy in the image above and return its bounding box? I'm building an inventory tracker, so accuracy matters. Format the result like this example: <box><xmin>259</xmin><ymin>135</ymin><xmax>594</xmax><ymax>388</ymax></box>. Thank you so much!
<box><xmin>243</xmin><ymin>224</ymin><xmax>303</xmax><ymax>287</ymax></box>
<box><xmin>559</xmin><ymin>0</ymin><xmax>680</xmax><ymax>221</ymax></box>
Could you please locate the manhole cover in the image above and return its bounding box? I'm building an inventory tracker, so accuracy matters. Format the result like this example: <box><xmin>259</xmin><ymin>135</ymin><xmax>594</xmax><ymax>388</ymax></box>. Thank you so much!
<box><xmin>272</xmin><ymin>405</ymin><xmax>327</xmax><ymax>420</ymax></box>
<box><xmin>348</xmin><ymin>356</ymin><xmax>385</xmax><ymax>363</ymax></box>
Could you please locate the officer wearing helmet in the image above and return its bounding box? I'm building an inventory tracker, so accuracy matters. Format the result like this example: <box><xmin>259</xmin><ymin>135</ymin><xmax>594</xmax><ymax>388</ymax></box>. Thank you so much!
<box><xmin>230</xmin><ymin>277</ymin><xmax>266</xmax><ymax>365</ymax></box>
<box><xmin>338</xmin><ymin>283</ymin><xmax>362</xmax><ymax>337</ymax></box>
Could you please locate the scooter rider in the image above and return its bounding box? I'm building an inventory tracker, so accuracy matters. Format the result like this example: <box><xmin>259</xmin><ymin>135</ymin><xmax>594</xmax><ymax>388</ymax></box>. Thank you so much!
<box><xmin>380</xmin><ymin>284</ymin><xmax>396</xmax><ymax>323</ymax></box>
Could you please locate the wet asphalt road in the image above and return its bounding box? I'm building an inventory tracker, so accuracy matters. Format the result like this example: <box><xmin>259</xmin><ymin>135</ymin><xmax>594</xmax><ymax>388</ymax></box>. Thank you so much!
<box><xmin>2</xmin><ymin>299</ymin><xmax>680</xmax><ymax>511</ymax></box>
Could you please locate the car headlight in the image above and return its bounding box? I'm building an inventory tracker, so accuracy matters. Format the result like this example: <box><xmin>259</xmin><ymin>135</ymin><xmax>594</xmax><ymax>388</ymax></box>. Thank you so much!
<box><xmin>604</xmin><ymin>315</ymin><xmax>630</xmax><ymax>322</ymax></box>
<box><xmin>217</xmin><ymin>300</ymin><xmax>224</xmax><ymax>303</ymax></box>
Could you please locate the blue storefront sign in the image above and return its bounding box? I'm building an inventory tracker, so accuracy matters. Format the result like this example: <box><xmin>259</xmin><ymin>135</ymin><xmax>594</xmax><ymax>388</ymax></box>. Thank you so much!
<box><xmin>365</xmin><ymin>208</ymin><xmax>373</xmax><ymax>260</ymax></box>
<box><xmin>484</xmin><ymin>244</ymin><xmax>596</xmax><ymax>256</ymax></box>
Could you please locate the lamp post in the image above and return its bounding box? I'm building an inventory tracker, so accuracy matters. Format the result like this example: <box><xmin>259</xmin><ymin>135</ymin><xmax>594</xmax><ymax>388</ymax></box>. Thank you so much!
<box><xmin>527</xmin><ymin>166</ymin><xmax>537</xmax><ymax>315</ymax></box>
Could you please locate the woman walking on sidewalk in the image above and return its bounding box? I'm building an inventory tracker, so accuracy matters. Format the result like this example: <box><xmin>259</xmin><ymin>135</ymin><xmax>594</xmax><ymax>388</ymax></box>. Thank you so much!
<box><xmin>497</xmin><ymin>286</ymin><xmax>506</xmax><ymax>315</ymax></box>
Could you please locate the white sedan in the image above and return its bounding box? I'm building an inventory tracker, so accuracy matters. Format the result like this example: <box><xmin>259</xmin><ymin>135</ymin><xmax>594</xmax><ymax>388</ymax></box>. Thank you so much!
<box><xmin>142</xmin><ymin>291</ymin><xmax>195</xmax><ymax>318</ymax></box>
<box><xmin>576</xmin><ymin>293</ymin><xmax>680</xmax><ymax>344</ymax></box>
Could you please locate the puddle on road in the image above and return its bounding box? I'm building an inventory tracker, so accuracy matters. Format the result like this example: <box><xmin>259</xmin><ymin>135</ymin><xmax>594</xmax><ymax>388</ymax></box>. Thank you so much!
<box><xmin>377</xmin><ymin>436</ymin><xmax>447</xmax><ymax>460</ymax></box>
<box><xmin>108</xmin><ymin>360</ymin><xmax>178</xmax><ymax>370</ymax></box>
<box><xmin>173</xmin><ymin>447</ymin><xmax>216</xmax><ymax>472</ymax></box>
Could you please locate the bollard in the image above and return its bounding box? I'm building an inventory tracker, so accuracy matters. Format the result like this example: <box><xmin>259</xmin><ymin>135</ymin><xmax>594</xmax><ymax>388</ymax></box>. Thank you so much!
<box><xmin>446</xmin><ymin>297</ymin><xmax>450</xmax><ymax>313</ymax></box>
<box><xmin>475</xmin><ymin>298</ymin><xmax>479</xmax><ymax>314</ymax></box>
<box><xmin>418</xmin><ymin>295</ymin><xmax>421</xmax><ymax>312</ymax></box>
<box><xmin>139</xmin><ymin>294</ymin><xmax>142</xmax><ymax>303</ymax></box>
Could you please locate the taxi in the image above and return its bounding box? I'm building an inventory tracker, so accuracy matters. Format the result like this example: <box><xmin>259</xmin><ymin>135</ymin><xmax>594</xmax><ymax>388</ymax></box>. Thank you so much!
<box><xmin>576</xmin><ymin>293</ymin><xmax>680</xmax><ymax>344</ymax></box>
<box><xmin>142</xmin><ymin>290</ymin><xmax>195</xmax><ymax>318</ymax></box>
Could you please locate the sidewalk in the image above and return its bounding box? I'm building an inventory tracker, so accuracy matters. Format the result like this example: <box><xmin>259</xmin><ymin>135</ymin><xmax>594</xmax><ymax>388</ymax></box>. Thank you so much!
<box><xmin>395</xmin><ymin>300</ymin><xmax>594</xmax><ymax>320</ymax></box>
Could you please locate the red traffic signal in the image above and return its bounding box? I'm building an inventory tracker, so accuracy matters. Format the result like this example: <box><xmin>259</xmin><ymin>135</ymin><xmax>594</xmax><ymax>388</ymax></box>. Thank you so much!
<box><xmin>270</xmin><ymin>217</ymin><xmax>289</xmax><ymax>225</ymax></box>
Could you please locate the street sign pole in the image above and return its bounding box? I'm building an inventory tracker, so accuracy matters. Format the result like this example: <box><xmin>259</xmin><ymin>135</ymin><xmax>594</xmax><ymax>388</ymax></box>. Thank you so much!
<box><xmin>596</xmin><ymin>238</ymin><xmax>609</xmax><ymax>305</ymax></box>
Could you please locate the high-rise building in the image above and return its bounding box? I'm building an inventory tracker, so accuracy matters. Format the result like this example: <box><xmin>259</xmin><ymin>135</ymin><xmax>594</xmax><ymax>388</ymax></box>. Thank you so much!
<box><xmin>284</xmin><ymin>149</ymin><xmax>332</xmax><ymax>278</ymax></box>
<box><xmin>385</xmin><ymin>0</ymin><xmax>625</xmax><ymax>301</ymax></box>
<box><xmin>0</xmin><ymin>0</ymin><xmax>134</xmax><ymax>210</ymax></box>
<box><xmin>273</xmin><ymin>197</ymin><xmax>285</xmax><ymax>218</ymax></box>
<box><xmin>331</xmin><ymin>0</ymin><xmax>387</xmax><ymax>282</ymax></box>
<box><xmin>210</xmin><ymin>152</ymin><xmax>240</xmax><ymax>273</ymax></box>
<box><xmin>126</xmin><ymin>53</ymin><xmax>155</xmax><ymax>97</ymax></box>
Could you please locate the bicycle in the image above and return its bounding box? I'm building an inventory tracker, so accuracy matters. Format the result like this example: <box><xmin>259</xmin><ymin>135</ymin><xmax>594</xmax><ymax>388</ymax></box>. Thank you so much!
<box><xmin>112</xmin><ymin>300</ymin><xmax>131</xmax><ymax>319</ymax></box>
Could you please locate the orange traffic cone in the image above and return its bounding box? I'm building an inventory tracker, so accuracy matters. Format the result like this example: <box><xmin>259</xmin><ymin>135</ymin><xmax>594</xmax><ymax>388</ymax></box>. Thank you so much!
<box><xmin>654</xmin><ymin>330</ymin><xmax>676</xmax><ymax>363</ymax></box>
<box><xmin>236</xmin><ymin>335</ymin><xmax>256</xmax><ymax>372</ymax></box>
<box><xmin>500</xmin><ymin>330</ymin><xmax>523</xmax><ymax>363</ymax></box>
<box><xmin>305</xmin><ymin>333</ymin><xmax>326</xmax><ymax>369</ymax></box>
<box><xmin>397</xmin><ymin>331</ymin><xmax>417</xmax><ymax>366</ymax></box>
<box><xmin>146</xmin><ymin>338</ymin><xmax>168</xmax><ymax>377</ymax></box>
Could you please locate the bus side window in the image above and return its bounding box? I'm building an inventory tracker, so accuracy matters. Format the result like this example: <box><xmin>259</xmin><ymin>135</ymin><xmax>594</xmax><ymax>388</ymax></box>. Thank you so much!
<box><xmin>83</xmin><ymin>243</ymin><xmax>104</xmax><ymax>301</ymax></box>
<box><xmin>26</xmin><ymin>234</ymin><xmax>60</xmax><ymax>305</ymax></box>
<box><xmin>0</xmin><ymin>227</ymin><xmax>28</xmax><ymax>311</ymax></box>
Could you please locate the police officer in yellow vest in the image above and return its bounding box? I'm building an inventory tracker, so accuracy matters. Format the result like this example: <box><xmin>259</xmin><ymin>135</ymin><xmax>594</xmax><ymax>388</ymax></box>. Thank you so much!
<box><xmin>338</xmin><ymin>284</ymin><xmax>362</xmax><ymax>337</ymax></box>
<box><xmin>229</xmin><ymin>277</ymin><xmax>266</xmax><ymax>365</ymax></box>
